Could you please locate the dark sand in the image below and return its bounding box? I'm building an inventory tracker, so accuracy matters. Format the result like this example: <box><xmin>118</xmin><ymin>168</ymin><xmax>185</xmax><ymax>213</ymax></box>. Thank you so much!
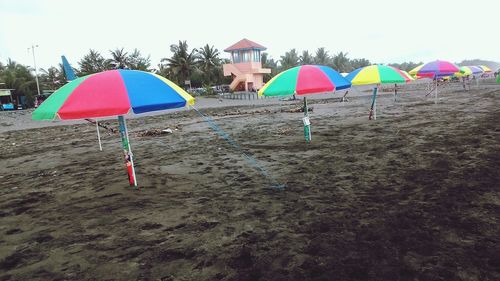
<box><xmin>1</xmin><ymin>82</ymin><xmax>499</xmax><ymax>280</ymax></box>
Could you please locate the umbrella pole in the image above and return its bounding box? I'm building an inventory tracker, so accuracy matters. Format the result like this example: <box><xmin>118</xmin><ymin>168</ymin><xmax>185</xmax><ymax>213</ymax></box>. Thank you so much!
<box><xmin>96</xmin><ymin>119</ymin><xmax>102</xmax><ymax>151</ymax></box>
<box><xmin>369</xmin><ymin>86</ymin><xmax>378</xmax><ymax>120</ymax></box>
<box><xmin>303</xmin><ymin>97</ymin><xmax>311</xmax><ymax>142</ymax></box>
<box><xmin>342</xmin><ymin>90</ymin><xmax>349</xmax><ymax>104</ymax></box>
<box><xmin>394</xmin><ymin>84</ymin><xmax>397</xmax><ymax>102</ymax></box>
<box><xmin>435</xmin><ymin>78</ymin><xmax>438</xmax><ymax>104</ymax></box>
<box><xmin>118</xmin><ymin>116</ymin><xmax>137</xmax><ymax>187</ymax></box>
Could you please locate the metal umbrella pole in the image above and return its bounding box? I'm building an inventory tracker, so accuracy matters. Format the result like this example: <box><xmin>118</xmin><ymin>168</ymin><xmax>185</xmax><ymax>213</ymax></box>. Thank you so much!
<box><xmin>118</xmin><ymin>116</ymin><xmax>137</xmax><ymax>187</ymax></box>
<box><xmin>303</xmin><ymin>96</ymin><xmax>311</xmax><ymax>142</ymax></box>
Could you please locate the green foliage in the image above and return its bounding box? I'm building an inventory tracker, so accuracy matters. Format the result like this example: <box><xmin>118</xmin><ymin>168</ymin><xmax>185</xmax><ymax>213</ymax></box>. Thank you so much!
<box><xmin>161</xmin><ymin>40</ymin><xmax>198</xmax><ymax>86</ymax></box>
<box><xmin>276</xmin><ymin>48</ymin><xmax>371</xmax><ymax>73</ymax></box>
<box><xmin>279</xmin><ymin>49</ymin><xmax>300</xmax><ymax>71</ymax></box>
<box><xmin>39</xmin><ymin>66</ymin><xmax>66</xmax><ymax>90</ymax></box>
<box><xmin>299</xmin><ymin>50</ymin><xmax>314</xmax><ymax>65</ymax></box>
<box><xmin>197</xmin><ymin>44</ymin><xmax>221</xmax><ymax>85</ymax></box>
<box><xmin>314</xmin><ymin>48</ymin><xmax>331</xmax><ymax>66</ymax></box>
<box><xmin>77</xmin><ymin>49</ymin><xmax>109</xmax><ymax>76</ymax></box>
<box><xmin>0</xmin><ymin>58</ymin><xmax>37</xmax><ymax>106</ymax></box>
<box><xmin>331</xmin><ymin>51</ymin><xmax>350</xmax><ymax>72</ymax></box>
<box><xmin>262</xmin><ymin>52</ymin><xmax>278</xmax><ymax>82</ymax></box>
<box><xmin>127</xmin><ymin>49</ymin><xmax>151</xmax><ymax>71</ymax></box>
<box><xmin>108</xmin><ymin>48</ymin><xmax>129</xmax><ymax>69</ymax></box>
<box><xmin>350</xmin><ymin>58</ymin><xmax>371</xmax><ymax>71</ymax></box>
<box><xmin>389</xmin><ymin>61</ymin><xmax>423</xmax><ymax>72</ymax></box>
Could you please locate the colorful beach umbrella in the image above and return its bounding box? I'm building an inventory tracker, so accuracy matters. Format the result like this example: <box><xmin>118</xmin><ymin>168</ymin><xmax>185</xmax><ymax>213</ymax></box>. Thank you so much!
<box><xmin>259</xmin><ymin>65</ymin><xmax>350</xmax><ymax>96</ymax></box>
<box><xmin>408</xmin><ymin>64</ymin><xmax>433</xmax><ymax>78</ymax></box>
<box><xmin>33</xmin><ymin>69</ymin><xmax>195</xmax><ymax>187</ymax></box>
<box><xmin>463</xmin><ymin>66</ymin><xmax>483</xmax><ymax>75</ymax></box>
<box><xmin>478</xmin><ymin>65</ymin><xmax>492</xmax><ymax>73</ymax></box>
<box><xmin>401</xmin><ymin>70</ymin><xmax>415</xmax><ymax>81</ymax></box>
<box><xmin>345</xmin><ymin>65</ymin><xmax>411</xmax><ymax>120</ymax></box>
<box><xmin>258</xmin><ymin>65</ymin><xmax>351</xmax><ymax>142</ymax></box>
<box><xmin>416</xmin><ymin>60</ymin><xmax>460</xmax><ymax>104</ymax></box>
<box><xmin>416</xmin><ymin>60</ymin><xmax>460</xmax><ymax>78</ymax></box>
<box><xmin>456</xmin><ymin>66</ymin><xmax>483</xmax><ymax>77</ymax></box>
<box><xmin>409</xmin><ymin>64</ymin><xmax>423</xmax><ymax>77</ymax></box>
<box><xmin>33</xmin><ymin>70</ymin><xmax>194</xmax><ymax>120</ymax></box>
<box><xmin>346</xmin><ymin>64</ymin><xmax>411</xmax><ymax>85</ymax></box>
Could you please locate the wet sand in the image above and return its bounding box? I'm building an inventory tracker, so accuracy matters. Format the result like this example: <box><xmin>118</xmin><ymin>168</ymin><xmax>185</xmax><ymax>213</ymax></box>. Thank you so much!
<box><xmin>1</xmin><ymin>81</ymin><xmax>499</xmax><ymax>280</ymax></box>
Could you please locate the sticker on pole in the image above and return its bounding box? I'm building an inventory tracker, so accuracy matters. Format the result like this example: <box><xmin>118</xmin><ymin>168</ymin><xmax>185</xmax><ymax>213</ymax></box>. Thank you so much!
<box><xmin>302</xmin><ymin>116</ymin><xmax>310</xmax><ymax>126</ymax></box>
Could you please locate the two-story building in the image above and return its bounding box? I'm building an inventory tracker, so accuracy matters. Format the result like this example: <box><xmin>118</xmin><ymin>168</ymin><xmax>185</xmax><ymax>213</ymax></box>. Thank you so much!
<box><xmin>223</xmin><ymin>38</ymin><xmax>271</xmax><ymax>92</ymax></box>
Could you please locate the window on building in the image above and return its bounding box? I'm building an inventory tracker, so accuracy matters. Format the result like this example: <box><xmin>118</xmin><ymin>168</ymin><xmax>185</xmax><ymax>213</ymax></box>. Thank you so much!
<box><xmin>242</xmin><ymin>51</ymin><xmax>250</xmax><ymax>62</ymax></box>
<box><xmin>232</xmin><ymin>51</ymin><xmax>240</xmax><ymax>63</ymax></box>
<box><xmin>253</xmin><ymin>50</ymin><xmax>261</xmax><ymax>62</ymax></box>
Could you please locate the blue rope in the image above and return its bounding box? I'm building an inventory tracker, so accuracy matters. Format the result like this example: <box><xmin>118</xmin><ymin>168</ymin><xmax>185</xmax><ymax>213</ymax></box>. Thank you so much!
<box><xmin>191</xmin><ymin>106</ymin><xmax>285</xmax><ymax>190</ymax></box>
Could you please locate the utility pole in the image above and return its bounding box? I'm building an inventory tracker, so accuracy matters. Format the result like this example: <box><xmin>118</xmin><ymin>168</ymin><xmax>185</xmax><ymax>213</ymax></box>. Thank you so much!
<box><xmin>28</xmin><ymin>44</ymin><xmax>41</xmax><ymax>96</ymax></box>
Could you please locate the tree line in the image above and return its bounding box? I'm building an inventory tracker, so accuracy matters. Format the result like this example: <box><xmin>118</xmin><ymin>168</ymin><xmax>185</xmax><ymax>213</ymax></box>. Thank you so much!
<box><xmin>4</xmin><ymin>39</ymin><xmax>493</xmax><ymax>107</ymax></box>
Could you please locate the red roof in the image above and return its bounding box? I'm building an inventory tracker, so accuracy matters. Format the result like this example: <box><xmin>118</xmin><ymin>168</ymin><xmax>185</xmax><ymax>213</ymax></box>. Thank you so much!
<box><xmin>224</xmin><ymin>38</ymin><xmax>266</xmax><ymax>52</ymax></box>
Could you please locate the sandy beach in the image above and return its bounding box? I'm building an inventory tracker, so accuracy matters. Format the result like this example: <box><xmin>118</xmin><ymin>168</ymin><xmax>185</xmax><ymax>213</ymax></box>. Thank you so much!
<box><xmin>1</xmin><ymin>81</ymin><xmax>499</xmax><ymax>280</ymax></box>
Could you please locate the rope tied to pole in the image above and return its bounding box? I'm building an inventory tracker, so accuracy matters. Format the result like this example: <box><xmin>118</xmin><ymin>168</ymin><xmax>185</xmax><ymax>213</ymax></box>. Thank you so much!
<box><xmin>191</xmin><ymin>106</ymin><xmax>285</xmax><ymax>190</ymax></box>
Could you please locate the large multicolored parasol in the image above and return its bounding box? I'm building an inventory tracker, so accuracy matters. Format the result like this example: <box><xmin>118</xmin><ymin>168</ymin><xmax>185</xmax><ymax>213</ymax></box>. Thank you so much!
<box><xmin>416</xmin><ymin>60</ymin><xmax>460</xmax><ymax>78</ymax></box>
<box><xmin>345</xmin><ymin>64</ymin><xmax>411</xmax><ymax>85</ymax></box>
<box><xmin>259</xmin><ymin>65</ymin><xmax>351</xmax><ymax>142</ymax></box>
<box><xmin>258</xmin><ymin>65</ymin><xmax>351</xmax><ymax>96</ymax></box>
<box><xmin>33</xmin><ymin>70</ymin><xmax>194</xmax><ymax>120</ymax></box>
<box><xmin>33</xmin><ymin>69</ymin><xmax>195</xmax><ymax>187</ymax></box>
<box><xmin>457</xmin><ymin>66</ymin><xmax>483</xmax><ymax>76</ymax></box>
<box><xmin>415</xmin><ymin>60</ymin><xmax>460</xmax><ymax>103</ymax></box>
<box><xmin>478</xmin><ymin>65</ymin><xmax>492</xmax><ymax>73</ymax></box>
<box><xmin>345</xmin><ymin>65</ymin><xmax>412</xmax><ymax>120</ymax></box>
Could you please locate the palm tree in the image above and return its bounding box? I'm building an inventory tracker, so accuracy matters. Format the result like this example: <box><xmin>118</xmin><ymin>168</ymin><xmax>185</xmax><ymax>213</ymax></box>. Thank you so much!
<box><xmin>39</xmin><ymin>66</ymin><xmax>63</xmax><ymax>90</ymax></box>
<box><xmin>161</xmin><ymin>40</ymin><xmax>198</xmax><ymax>86</ymax></box>
<box><xmin>389</xmin><ymin>61</ymin><xmax>421</xmax><ymax>72</ymax></box>
<box><xmin>78</xmin><ymin>49</ymin><xmax>108</xmax><ymax>76</ymax></box>
<box><xmin>197</xmin><ymin>44</ymin><xmax>221</xmax><ymax>85</ymax></box>
<box><xmin>350</xmin><ymin>58</ymin><xmax>371</xmax><ymax>72</ymax></box>
<box><xmin>109</xmin><ymin>48</ymin><xmax>129</xmax><ymax>69</ymax></box>
<box><xmin>299</xmin><ymin>50</ymin><xmax>314</xmax><ymax>65</ymax></box>
<box><xmin>261</xmin><ymin>52</ymin><xmax>278</xmax><ymax>81</ymax></box>
<box><xmin>332</xmin><ymin>51</ymin><xmax>350</xmax><ymax>72</ymax></box>
<box><xmin>0</xmin><ymin>59</ymin><xmax>37</xmax><ymax>106</ymax></box>
<box><xmin>127</xmin><ymin>49</ymin><xmax>151</xmax><ymax>71</ymax></box>
<box><xmin>279</xmin><ymin>49</ymin><xmax>299</xmax><ymax>71</ymax></box>
<box><xmin>314</xmin><ymin>48</ymin><xmax>331</xmax><ymax>66</ymax></box>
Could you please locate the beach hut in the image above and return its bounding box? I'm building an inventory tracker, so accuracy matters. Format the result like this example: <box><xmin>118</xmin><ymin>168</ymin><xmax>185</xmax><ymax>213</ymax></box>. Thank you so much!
<box><xmin>222</xmin><ymin>39</ymin><xmax>271</xmax><ymax>92</ymax></box>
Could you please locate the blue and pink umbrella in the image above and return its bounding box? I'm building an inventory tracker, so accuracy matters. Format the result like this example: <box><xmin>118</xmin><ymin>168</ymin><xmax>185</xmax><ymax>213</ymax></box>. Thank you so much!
<box><xmin>259</xmin><ymin>65</ymin><xmax>351</xmax><ymax>142</ymax></box>
<box><xmin>33</xmin><ymin>70</ymin><xmax>195</xmax><ymax>187</ymax></box>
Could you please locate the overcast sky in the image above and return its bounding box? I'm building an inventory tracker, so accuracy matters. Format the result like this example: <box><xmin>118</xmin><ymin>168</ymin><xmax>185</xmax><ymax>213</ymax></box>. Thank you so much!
<box><xmin>1</xmin><ymin>0</ymin><xmax>498</xmax><ymax>70</ymax></box>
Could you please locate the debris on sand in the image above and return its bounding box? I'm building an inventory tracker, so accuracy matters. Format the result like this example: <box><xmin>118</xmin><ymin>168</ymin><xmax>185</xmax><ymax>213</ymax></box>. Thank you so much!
<box><xmin>275</xmin><ymin>127</ymin><xmax>294</xmax><ymax>136</ymax></box>
<box><xmin>136</xmin><ymin>127</ymin><xmax>178</xmax><ymax>137</ymax></box>
<box><xmin>281</xmin><ymin>106</ymin><xmax>314</xmax><ymax>113</ymax></box>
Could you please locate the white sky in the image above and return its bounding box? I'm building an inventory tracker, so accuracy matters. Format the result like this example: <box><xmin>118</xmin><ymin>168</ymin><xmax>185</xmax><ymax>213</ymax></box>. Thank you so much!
<box><xmin>1</xmin><ymin>0</ymin><xmax>499</xmax><ymax>70</ymax></box>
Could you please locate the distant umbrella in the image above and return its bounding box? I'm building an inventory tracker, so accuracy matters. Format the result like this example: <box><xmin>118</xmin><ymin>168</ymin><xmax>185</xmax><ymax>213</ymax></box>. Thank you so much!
<box><xmin>415</xmin><ymin>60</ymin><xmax>460</xmax><ymax>104</ymax></box>
<box><xmin>478</xmin><ymin>65</ymin><xmax>492</xmax><ymax>73</ymax></box>
<box><xmin>345</xmin><ymin>65</ymin><xmax>412</xmax><ymax>120</ymax></box>
<box><xmin>259</xmin><ymin>65</ymin><xmax>351</xmax><ymax>142</ymax></box>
